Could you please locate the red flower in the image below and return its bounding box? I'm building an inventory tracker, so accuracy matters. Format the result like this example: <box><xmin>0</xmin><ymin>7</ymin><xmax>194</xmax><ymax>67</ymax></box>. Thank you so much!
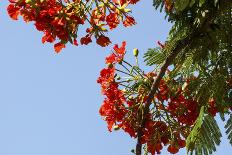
<box><xmin>7</xmin><ymin>4</ymin><xmax>20</xmax><ymax>20</ymax></box>
<box><xmin>7</xmin><ymin>0</ymin><xmax>138</xmax><ymax>51</ymax></box>
<box><xmin>112</xmin><ymin>0</ymin><xmax>127</xmax><ymax>5</ymax></box>
<box><xmin>120</xmin><ymin>121</ymin><xmax>136</xmax><ymax>137</ymax></box>
<box><xmin>105</xmin><ymin>53</ymin><xmax>117</xmax><ymax>64</ymax></box>
<box><xmin>73</xmin><ymin>38</ymin><xmax>78</xmax><ymax>46</ymax></box>
<box><xmin>105</xmin><ymin>41</ymin><xmax>127</xmax><ymax>64</ymax></box>
<box><xmin>9</xmin><ymin>0</ymin><xmax>18</xmax><ymax>3</ymax></box>
<box><xmin>178</xmin><ymin>139</ymin><xmax>186</xmax><ymax>148</ymax></box>
<box><xmin>167</xmin><ymin>144</ymin><xmax>179</xmax><ymax>154</ymax></box>
<box><xmin>106</xmin><ymin>13</ymin><xmax>120</xmax><ymax>29</ymax></box>
<box><xmin>54</xmin><ymin>42</ymin><xmax>65</xmax><ymax>53</ymax></box>
<box><xmin>80</xmin><ymin>35</ymin><xmax>92</xmax><ymax>45</ymax></box>
<box><xmin>97</xmin><ymin>67</ymin><xmax>115</xmax><ymax>85</ymax></box>
<box><xmin>20</xmin><ymin>9</ymin><xmax>35</xmax><ymax>22</ymax></box>
<box><xmin>167</xmin><ymin>95</ymin><xmax>199</xmax><ymax>125</ymax></box>
<box><xmin>96</xmin><ymin>35</ymin><xmax>111</xmax><ymax>47</ymax></box>
<box><xmin>42</xmin><ymin>32</ymin><xmax>55</xmax><ymax>43</ymax></box>
<box><xmin>123</xmin><ymin>16</ymin><xmax>136</xmax><ymax>27</ymax></box>
<box><xmin>114</xmin><ymin>41</ymin><xmax>126</xmax><ymax>55</ymax></box>
<box><xmin>129</xmin><ymin>0</ymin><xmax>140</xmax><ymax>4</ymax></box>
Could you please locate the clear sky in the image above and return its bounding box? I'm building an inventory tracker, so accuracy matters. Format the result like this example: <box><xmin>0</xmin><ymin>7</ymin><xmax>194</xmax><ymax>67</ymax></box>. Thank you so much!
<box><xmin>0</xmin><ymin>1</ymin><xmax>231</xmax><ymax>155</ymax></box>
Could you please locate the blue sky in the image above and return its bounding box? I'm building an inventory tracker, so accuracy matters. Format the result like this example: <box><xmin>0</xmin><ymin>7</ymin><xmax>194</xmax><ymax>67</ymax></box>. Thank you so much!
<box><xmin>0</xmin><ymin>1</ymin><xmax>231</xmax><ymax>155</ymax></box>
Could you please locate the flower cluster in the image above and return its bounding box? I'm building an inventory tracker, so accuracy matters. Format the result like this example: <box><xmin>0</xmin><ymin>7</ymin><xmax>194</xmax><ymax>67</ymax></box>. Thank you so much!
<box><xmin>97</xmin><ymin>67</ymin><xmax>128</xmax><ymax>131</ymax></box>
<box><xmin>7</xmin><ymin>0</ymin><xmax>139</xmax><ymax>52</ymax></box>
<box><xmin>97</xmin><ymin>42</ymin><xmax>189</xmax><ymax>154</ymax></box>
<box><xmin>167</xmin><ymin>94</ymin><xmax>199</xmax><ymax>126</ymax></box>
<box><xmin>97</xmin><ymin>42</ymin><xmax>227</xmax><ymax>155</ymax></box>
<box><xmin>97</xmin><ymin>42</ymin><xmax>130</xmax><ymax>133</ymax></box>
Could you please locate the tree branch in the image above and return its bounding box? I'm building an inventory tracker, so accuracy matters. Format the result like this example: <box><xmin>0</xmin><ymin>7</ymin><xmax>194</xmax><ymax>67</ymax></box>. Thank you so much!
<box><xmin>135</xmin><ymin>2</ymin><xmax>228</xmax><ymax>154</ymax></box>
<box><xmin>135</xmin><ymin>35</ymin><xmax>193</xmax><ymax>155</ymax></box>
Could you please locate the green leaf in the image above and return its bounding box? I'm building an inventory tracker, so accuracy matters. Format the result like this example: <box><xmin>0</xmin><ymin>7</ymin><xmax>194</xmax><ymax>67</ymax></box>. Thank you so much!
<box><xmin>189</xmin><ymin>0</ymin><xmax>196</xmax><ymax>7</ymax></box>
<box><xmin>187</xmin><ymin>106</ymin><xmax>222</xmax><ymax>155</ymax></box>
<box><xmin>199</xmin><ymin>0</ymin><xmax>205</xmax><ymax>7</ymax></box>
<box><xmin>144</xmin><ymin>48</ymin><xmax>166</xmax><ymax>66</ymax></box>
<box><xmin>225</xmin><ymin>114</ymin><xmax>232</xmax><ymax>145</ymax></box>
<box><xmin>175</xmin><ymin>0</ymin><xmax>189</xmax><ymax>12</ymax></box>
<box><xmin>187</xmin><ymin>106</ymin><xmax>205</xmax><ymax>151</ymax></box>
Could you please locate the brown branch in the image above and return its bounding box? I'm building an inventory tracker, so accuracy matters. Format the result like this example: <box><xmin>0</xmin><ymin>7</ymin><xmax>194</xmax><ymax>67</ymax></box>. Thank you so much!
<box><xmin>135</xmin><ymin>35</ymin><xmax>193</xmax><ymax>155</ymax></box>
<box><xmin>135</xmin><ymin>2</ymin><xmax>228</xmax><ymax>154</ymax></box>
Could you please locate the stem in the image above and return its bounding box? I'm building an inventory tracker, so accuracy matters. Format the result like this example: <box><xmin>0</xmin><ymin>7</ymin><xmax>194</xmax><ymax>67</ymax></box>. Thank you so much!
<box><xmin>123</xmin><ymin>60</ymin><xmax>133</xmax><ymax>67</ymax></box>
<box><xmin>122</xmin><ymin>60</ymin><xmax>141</xmax><ymax>76</ymax></box>
<box><xmin>121</xmin><ymin>63</ymin><xmax>131</xmax><ymax>73</ymax></box>
<box><xmin>116</xmin><ymin>69</ymin><xmax>134</xmax><ymax>77</ymax></box>
<box><xmin>136</xmin><ymin>57</ymin><xmax>139</xmax><ymax>68</ymax></box>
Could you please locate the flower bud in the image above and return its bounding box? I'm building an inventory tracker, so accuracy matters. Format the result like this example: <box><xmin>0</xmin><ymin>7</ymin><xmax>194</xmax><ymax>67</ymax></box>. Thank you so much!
<box><xmin>107</xmin><ymin>63</ymin><xmax>113</xmax><ymax>68</ymax></box>
<box><xmin>133</xmin><ymin>48</ymin><xmax>139</xmax><ymax>57</ymax></box>
<box><xmin>128</xmin><ymin>96</ymin><xmax>133</xmax><ymax>100</ymax></box>
<box><xmin>118</xmin><ymin>60</ymin><xmax>123</xmax><ymax>64</ymax></box>
<box><xmin>144</xmin><ymin>78</ymin><xmax>149</xmax><ymax>83</ymax></box>
<box><xmin>116</xmin><ymin>76</ymin><xmax>121</xmax><ymax>80</ymax></box>
<box><xmin>25</xmin><ymin>0</ymin><xmax>32</xmax><ymax>3</ymax></box>
<box><xmin>113</xmin><ymin>125</ymin><xmax>120</xmax><ymax>131</ymax></box>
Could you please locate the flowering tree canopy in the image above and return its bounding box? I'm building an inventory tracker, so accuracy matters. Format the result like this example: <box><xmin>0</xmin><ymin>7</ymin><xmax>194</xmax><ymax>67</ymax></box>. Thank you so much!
<box><xmin>5</xmin><ymin>0</ymin><xmax>232</xmax><ymax>155</ymax></box>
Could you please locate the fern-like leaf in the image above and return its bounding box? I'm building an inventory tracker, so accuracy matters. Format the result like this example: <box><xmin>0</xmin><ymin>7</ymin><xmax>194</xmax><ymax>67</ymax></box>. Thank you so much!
<box><xmin>143</xmin><ymin>48</ymin><xmax>166</xmax><ymax>66</ymax></box>
<box><xmin>225</xmin><ymin>114</ymin><xmax>232</xmax><ymax>145</ymax></box>
<box><xmin>187</xmin><ymin>106</ymin><xmax>222</xmax><ymax>155</ymax></box>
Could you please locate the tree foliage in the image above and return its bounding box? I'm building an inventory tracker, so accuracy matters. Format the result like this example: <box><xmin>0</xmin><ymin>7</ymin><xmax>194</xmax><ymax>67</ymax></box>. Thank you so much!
<box><xmin>4</xmin><ymin>0</ymin><xmax>232</xmax><ymax>155</ymax></box>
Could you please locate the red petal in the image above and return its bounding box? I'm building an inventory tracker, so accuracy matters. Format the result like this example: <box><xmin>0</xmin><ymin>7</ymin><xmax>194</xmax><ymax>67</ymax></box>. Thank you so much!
<box><xmin>54</xmin><ymin>43</ymin><xmax>65</xmax><ymax>53</ymax></box>
<box><xmin>7</xmin><ymin>4</ymin><xmax>20</xmax><ymax>20</ymax></box>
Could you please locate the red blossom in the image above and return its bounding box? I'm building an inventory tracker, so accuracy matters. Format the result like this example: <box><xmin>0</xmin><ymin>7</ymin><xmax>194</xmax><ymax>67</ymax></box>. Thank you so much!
<box><xmin>167</xmin><ymin>144</ymin><xmax>179</xmax><ymax>154</ymax></box>
<box><xmin>105</xmin><ymin>53</ymin><xmax>117</xmax><ymax>64</ymax></box>
<box><xmin>114</xmin><ymin>41</ymin><xmax>126</xmax><ymax>55</ymax></box>
<box><xmin>96</xmin><ymin>35</ymin><xmax>111</xmax><ymax>47</ymax></box>
<box><xmin>80</xmin><ymin>35</ymin><xmax>92</xmax><ymax>45</ymax></box>
<box><xmin>106</xmin><ymin>13</ymin><xmax>120</xmax><ymax>29</ymax></box>
<box><xmin>105</xmin><ymin>41</ymin><xmax>127</xmax><ymax>64</ymax></box>
<box><xmin>129</xmin><ymin>0</ymin><xmax>140</xmax><ymax>4</ymax></box>
<box><xmin>73</xmin><ymin>39</ymin><xmax>78</xmax><ymax>46</ymax></box>
<box><xmin>123</xmin><ymin>16</ymin><xmax>136</xmax><ymax>27</ymax></box>
<box><xmin>42</xmin><ymin>32</ymin><xmax>55</xmax><ymax>43</ymax></box>
<box><xmin>54</xmin><ymin>42</ymin><xmax>65</xmax><ymax>53</ymax></box>
<box><xmin>7</xmin><ymin>0</ymin><xmax>138</xmax><ymax>51</ymax></box>
<box><xmin>7</xmin><ymin>4</ymin><xmax>20</xmax><ymax>20</ymax></box>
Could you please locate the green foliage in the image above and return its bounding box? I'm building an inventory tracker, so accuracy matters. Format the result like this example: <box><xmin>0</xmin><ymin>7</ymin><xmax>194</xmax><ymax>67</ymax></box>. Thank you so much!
<box><xmin>143</xmin><ymin>48</ymin><xmax>166</xmax><ymax>66</ymax></box>
<box><xmin>225</xmin><ymin>114</ymin><xmax>232</xmax><ymax>145</ymax></box>
<box><xmin>187</xmin><ymin>106</ymin><xmax>222</xmax><ymax>155</ymax></box>
<box><xmin>150</xmin><ymin>0</ymin><xmax>232</xmax><ymax>109</ymax></box>
<box><xmin>146</xmin><ymin>1</ymin><xmax>232</xmax><ymax>154</ymax></box>
<box><xmin>174</xmin><ymin>0</ymin><xmax>189</xmax><ymax>12</ymax></box>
